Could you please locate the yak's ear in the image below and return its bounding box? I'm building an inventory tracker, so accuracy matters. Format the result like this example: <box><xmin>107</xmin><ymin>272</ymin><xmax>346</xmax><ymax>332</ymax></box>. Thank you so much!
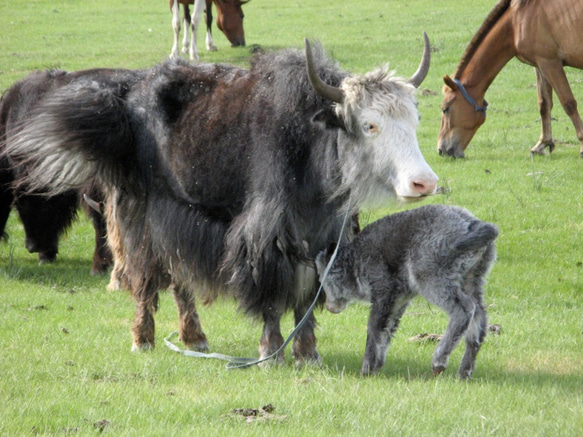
<box><xmin>312</xmin><ymin>108</ymin><xmax>345</xmax><ymax>130</ymax></box>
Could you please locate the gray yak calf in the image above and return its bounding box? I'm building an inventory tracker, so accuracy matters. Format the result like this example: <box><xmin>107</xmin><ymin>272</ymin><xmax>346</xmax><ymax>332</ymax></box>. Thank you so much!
<box><xmin>315</xmin><ymin>204</ymin><xmax>498</xmax><ymax>379</ymax></box>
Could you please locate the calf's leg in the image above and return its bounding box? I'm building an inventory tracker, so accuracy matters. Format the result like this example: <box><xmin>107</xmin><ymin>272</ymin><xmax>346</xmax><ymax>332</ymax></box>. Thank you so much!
<box><xmin>427</xmin><ymin>285</ymin><xmax>476</xmax><ymax>376</ymax></box>
<box><xmin>362</xmin><ymin>293</ymin><xmax>411</xmax><ymax>376</ymax></box>
<box><xmin>458</xmin><ymin>268</ymin><xmax>490</xmax><ymax>379</ymax></box>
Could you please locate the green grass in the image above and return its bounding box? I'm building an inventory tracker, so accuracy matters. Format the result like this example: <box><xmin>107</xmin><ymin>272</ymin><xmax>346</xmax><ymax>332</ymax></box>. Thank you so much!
<box><xmin>1</xmin><ymin>0</ymin><xmax>582</xmax><ymax>435</ymax></box>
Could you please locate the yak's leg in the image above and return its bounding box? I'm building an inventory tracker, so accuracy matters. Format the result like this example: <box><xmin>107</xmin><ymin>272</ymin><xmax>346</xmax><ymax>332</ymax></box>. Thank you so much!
<box><xmin>170</xmin><ymin>0</ymin><xmax>182</xmax><ymax>58</ymax></box>
<box><xmin>361</xmin><ymin>294</ymin><xmax>410</xmax><ymax>376</ymax></box>
<box><xmin>82</xmin><ymin>197</ymin><xmax>113</xmax><ymax>276</ymax></box>
<box><xmin>172</xmin><ymin>284</ymin><xmax>209</xmax><ymax>352</ymax></box>
<box><xmin>428</xmin><ymin>284</ymin><xmax>476</xmax><ymax>376</ymax></box>
<box><xmin>188</xmin><ymin>0</ymin><xmax>206</xmax><ymax>61</ymax></box>
<box><xmin>538</xmin><ymin>61</ymin><xmax>583</xmax><ymax>158</ymax></box>
<box><xmin>291</xmin><ymin>303</ymin><xmax>321</xmax><ymax>366</ymax></box>
<box><xmin>131</xmin><ymin>275</ymin><xmax>164</xmax><ymax>351</ymax></box>
<box><xmin>204</xmin><ymin>0</ymin><xmax>217</xmax><ymax>51</ymax></box>
<box><xmin>531</xmin><ymin>68</ymin><xmax>555</xmax><ymax>155</ymax></box>
<box><xmin>258</xmin><ymin>309</ymin><xmax>285</xmax><ymax>366</ymax></box>
<box><xmin>291</xmin><ymin>263</ymin><xmax>320</xmax><ymax>365</ymax></box>
<box><xmin>0</xmin><ymin>179</ymin><xmax>13</xmax><ymax>241</ymax></box>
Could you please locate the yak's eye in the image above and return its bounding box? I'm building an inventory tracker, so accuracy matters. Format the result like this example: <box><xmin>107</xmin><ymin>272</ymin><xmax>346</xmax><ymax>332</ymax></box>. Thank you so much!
<box><xmin>362</xmin><ymin>122</ymin><xmax>378</xmax><ymax>134</ymax></box>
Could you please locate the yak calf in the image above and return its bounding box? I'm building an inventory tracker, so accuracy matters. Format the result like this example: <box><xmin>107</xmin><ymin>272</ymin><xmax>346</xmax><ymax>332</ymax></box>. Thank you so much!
<box><xmin>315</xmin><ymin>204</ymin><xmax>498</xmax><ymax>379</ymax></box>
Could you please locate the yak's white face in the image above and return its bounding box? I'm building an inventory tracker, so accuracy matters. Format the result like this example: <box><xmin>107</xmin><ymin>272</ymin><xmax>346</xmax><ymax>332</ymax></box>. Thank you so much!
<box><xmin>335</xmin><ymin>69</ymin><xmax>438</xmax><ymax>207</ymax></box>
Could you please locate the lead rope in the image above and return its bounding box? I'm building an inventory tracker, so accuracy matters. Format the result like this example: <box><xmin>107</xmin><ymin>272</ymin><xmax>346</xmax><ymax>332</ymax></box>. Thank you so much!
<box><xmin>164</xmin><ymin>208</ymin><xmax>351</xmax><ymax>369</ymax></box>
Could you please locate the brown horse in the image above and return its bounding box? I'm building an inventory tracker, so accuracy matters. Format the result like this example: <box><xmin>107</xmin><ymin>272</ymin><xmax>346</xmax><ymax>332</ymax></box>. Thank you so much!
<box><xmin>438</xmin><ymin>0</ymin><xmax>583</xmax><ymax>158</ymax></box>
<box><xmin>170</xmin><ymin>0</ymin><xmax>247</xmax><ymax>61</ymax></box>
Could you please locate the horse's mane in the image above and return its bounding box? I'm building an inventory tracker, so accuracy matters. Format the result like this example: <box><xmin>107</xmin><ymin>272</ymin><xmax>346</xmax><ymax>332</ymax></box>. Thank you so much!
<box><xmin>454</xmin><ymin>0</ymin><xmax>514</xmax><ymax>78</ymax></box>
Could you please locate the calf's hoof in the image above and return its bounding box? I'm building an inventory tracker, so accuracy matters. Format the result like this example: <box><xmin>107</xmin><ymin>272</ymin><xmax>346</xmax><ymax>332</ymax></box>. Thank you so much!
<box><xmin>432</xmin><ymin>365</ymin><xmax>446</xmax><ymax>376</ymax></box>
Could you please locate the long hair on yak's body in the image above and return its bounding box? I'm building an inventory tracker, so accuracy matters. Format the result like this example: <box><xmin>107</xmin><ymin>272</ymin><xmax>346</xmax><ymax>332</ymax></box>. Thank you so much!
<box><xmin>2</xmin><ymin>39</ymin><xmax>436</xmax><ymax>358</ymax></box>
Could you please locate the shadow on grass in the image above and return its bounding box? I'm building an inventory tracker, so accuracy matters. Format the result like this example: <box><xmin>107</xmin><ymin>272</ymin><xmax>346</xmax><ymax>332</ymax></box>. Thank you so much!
<box><xmin>1</xmin><ymin>255</ymin><xmax>109</xmax><ymax>291</ymax></box>
<box><xmin>322</xmin><ymin>349</ymin><xmax>583</xmax><ymax>396</ymax></box>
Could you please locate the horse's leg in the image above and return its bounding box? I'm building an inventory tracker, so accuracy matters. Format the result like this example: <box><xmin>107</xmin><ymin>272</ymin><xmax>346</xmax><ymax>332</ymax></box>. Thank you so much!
<box><xmin>189</xmin><ymin>0</ymin><xmax>206</xmax><ymax>61</ymax></box>
<box><xmin>170</xmin><ymin>0</ymin><xmax>181</xmax><ymax>58</ymax></box>
<box><xmin>172</xmin><ymin>283</ymin><xmax>209</xmax><ymax>351</ymax></box>
<box><xmin>259</xmin><ymin>309</ymin><xmax>285</xmax><ymax>366</ymax></box>
<box><xmin>538</xmin><ymin>61</ymin><xmax>583</xmax><ymax>158</ymax></box>
<box><xmin>531</xmin><ymin>68</ymin><xmax>555</xmax><ymax>155</ymax></box>
<box><xmin>204</xmin><ymin>0</ymin><xmax>217</xmax><ymax>51</ymax></box>
<box><xmin>181</xmin><ymin>4</ymin><xmax>191</xmax><ymax>55</ymax></box>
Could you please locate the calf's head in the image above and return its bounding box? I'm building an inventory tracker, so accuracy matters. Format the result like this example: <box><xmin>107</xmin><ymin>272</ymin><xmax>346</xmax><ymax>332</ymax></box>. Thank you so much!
<box><xmin>306</xmin><ymin>34</ymin><xmax>438</xmax><ymax>207</ymax></box>
<box><xmin>315</xmin><ymin>245</ymin><xmax>361</xmax><ymax>314</ymax></box>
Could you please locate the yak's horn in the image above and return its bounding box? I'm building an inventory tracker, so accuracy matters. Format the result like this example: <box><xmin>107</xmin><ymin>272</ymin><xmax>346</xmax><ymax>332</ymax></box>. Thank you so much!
<box><xmin>305</xmin><ymin>38</ymin><xmax>344</xmax><ymax>104</ymax></box>
<box><xmin>407</xmin><ymin>32</ymin><xmax>431</xmax><ymax>88</ymax></box>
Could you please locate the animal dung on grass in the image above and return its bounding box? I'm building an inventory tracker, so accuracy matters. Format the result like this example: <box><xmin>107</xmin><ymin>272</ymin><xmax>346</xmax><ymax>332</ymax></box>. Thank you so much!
<box><xmin>316</xmin><ymin>204</ymin><xmax>498</xmax><ymax>379</ymax></box>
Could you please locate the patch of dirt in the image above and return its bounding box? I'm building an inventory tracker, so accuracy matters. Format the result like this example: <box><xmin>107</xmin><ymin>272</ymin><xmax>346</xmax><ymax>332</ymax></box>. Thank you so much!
<box><xmin>408</xmin><ymin>333</ymin><xmax>443</xmax><ymax>343</ymax></box>
<box><xmin>231</xmin><ymin>404</ymin><xmax>286</xmax><ymax>423</ymax></box>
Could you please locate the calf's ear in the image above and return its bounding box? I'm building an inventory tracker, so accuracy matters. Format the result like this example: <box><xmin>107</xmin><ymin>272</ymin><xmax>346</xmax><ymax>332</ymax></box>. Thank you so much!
<box><xmin>312</xmin><ymin>108</ymin><xmax>345</xmax><ymax>130</ymax></box>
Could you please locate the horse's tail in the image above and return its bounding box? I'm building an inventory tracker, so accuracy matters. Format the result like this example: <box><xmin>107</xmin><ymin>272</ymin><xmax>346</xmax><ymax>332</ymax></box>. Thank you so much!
<box><xmin>454</xmin><ymin>221</ymin><xmax>499</xmax><ymax>253</ymax></box>
<box><xmin>3</xmin><ymin>80</ymin><xmax>135</xmax><ymax>195</ymax></box>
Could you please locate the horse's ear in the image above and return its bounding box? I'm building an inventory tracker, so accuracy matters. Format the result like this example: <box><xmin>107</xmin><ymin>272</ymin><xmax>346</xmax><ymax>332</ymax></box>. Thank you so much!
<box><xmin>443</xmin><ymin>75</ymin><xmax>458</xmax><ymax>91</ymax></box>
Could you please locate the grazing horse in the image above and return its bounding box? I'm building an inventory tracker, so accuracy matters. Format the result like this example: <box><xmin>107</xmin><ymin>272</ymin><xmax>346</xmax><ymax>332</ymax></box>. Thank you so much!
<box><xmin>170</xmin><ymin>0</ymin><xmax>246</xmax><ymax>61</ymax></box>
<box><xmin>438</xmin><ymin>0</ymin><xmax>583</xmax><ymax>158</ymax></box>
<box><xmin>5</xmin><ymin>37</ymin><xmax>437</xmax><ymax>364</ymax></box>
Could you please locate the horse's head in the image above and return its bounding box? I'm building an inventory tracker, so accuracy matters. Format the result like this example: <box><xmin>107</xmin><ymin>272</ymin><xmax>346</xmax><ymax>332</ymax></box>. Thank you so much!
<box><xmin>214</xmin><ymin>0</ymin><xmax>247</xmax><ymax>47</ymax></box>
<box><xmin>437</xmin><ymin>75</ymin><xmax>488</xmax><ymax>158</ymax></box>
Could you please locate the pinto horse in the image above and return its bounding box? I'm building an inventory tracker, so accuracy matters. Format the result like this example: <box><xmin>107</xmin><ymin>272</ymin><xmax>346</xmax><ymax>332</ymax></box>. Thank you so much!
<box><xmin>438</xmin><ymin>0</ymin><xmax>583</xmax><ymax>158</ymax></box>
<box><xmin>170</xmin><ymin>0</ymin><xmax>246</xmax><ymax>61</ymax></box>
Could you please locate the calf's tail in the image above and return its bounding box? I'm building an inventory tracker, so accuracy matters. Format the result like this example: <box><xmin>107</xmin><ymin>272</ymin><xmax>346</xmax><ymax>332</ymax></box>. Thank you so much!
<box><xmin>455</xmin><ymin>221</ymin><xmax>499</xmax><ymax>253</ymax></box>
<box><xmin>3</xmin><ymin>81</ymin><xmax>134</xmax><ymax>195</ymax></box>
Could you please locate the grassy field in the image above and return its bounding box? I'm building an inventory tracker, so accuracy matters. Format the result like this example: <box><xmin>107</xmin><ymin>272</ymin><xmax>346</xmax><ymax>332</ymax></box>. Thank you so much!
<box><xmin>1</xmin><ymin>0</ymin><xmax>582</xmax><ymax>435</ymax></box>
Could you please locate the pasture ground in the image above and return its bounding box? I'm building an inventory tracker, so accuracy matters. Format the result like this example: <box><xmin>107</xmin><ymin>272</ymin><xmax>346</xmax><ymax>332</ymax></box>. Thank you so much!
<box><xmin>1</xmin><ymin>0</ymin><xmax>581</xmax><ymax>435</ymax></box>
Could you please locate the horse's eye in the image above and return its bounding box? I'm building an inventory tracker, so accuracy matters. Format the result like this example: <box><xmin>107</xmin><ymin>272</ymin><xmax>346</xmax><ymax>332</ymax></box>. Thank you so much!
<box><xmin>442</xmin><ymin>107</ymin><xmax>450</xmax><ymax>114</ymax></box>
<box><xmin>363</xmin><ymin>123</ymin><xmax>378</xmax><ymax>134</ymax></box>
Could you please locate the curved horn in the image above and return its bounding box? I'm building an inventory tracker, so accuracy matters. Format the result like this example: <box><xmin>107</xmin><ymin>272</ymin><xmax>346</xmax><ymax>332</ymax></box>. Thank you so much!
<box><xmin>83</xmin><ymin>193</ymin><xmax>102</xmax><ymax>214</ymax></box>
<box><xmin>304</xmin><ymin>38</ymin><xmax>344</xmax><ymax>104</ymax></box>
<box><xmin>407</xmin><ymin>32</ymin><xmax>431</xmax><ymax>88</ymax></box>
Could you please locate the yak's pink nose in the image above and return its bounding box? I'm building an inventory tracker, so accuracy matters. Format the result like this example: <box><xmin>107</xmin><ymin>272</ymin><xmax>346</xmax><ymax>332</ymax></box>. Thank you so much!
<box><xmin>411</xmin><ymin>178</ymin><xmax>438</xmax><ymax>196</ymax></box>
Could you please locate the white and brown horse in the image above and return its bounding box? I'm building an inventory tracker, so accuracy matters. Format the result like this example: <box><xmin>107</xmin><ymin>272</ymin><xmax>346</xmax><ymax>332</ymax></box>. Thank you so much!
<box><xmin>438</xmin><ymin>0</ymin><xmax>583</xmax><ymax>158</ymax></box>
<box><xmin>170</xmin><ymin>0</ymin><xmax>247</xmax><ymax>61</ymax></box>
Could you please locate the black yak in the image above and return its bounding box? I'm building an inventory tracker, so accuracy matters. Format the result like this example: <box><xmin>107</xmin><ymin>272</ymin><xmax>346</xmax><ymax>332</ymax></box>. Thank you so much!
<box><xmin>5</xmin><ymin>36</ymin><xmax>438</xmax><ymax>365</ymax></box>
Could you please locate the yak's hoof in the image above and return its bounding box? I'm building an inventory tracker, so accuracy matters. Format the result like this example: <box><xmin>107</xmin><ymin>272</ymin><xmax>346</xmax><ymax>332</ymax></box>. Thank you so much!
<box><xmin>131</xmin><ymin>342</ymin><xmax>154</xmax><ymax>352</ymax></box>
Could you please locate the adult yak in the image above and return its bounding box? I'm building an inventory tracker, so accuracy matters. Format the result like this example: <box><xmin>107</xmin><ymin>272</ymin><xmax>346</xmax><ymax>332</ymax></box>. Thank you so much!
<box><xmin>0</xmin><ymin>69</ymin><xmax>146</xmax><ymax>272</ymax></box>
<box><xmin>5</xmin><ymin>36</ymin><xmax>438</xmax><ymax>365</ymax></box>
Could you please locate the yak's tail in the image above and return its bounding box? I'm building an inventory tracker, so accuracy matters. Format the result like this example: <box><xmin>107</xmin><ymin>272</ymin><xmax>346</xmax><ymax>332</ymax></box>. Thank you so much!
<box><xmin>454</xmin><ymin>221</ymin><xmax>499</xmax><ymax>253</ymax></box>
<box><xmin>3</xmin><ymin>80</ymin><xmax>134</xmax><ymax>195</ymax></box>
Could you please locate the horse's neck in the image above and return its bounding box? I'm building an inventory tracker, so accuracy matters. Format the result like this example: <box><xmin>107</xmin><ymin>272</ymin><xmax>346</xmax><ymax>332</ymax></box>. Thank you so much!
<box><xmin>458</xmin><ymin>10</ymin><xmax>517</xmax><ymax>99</ymax></box>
